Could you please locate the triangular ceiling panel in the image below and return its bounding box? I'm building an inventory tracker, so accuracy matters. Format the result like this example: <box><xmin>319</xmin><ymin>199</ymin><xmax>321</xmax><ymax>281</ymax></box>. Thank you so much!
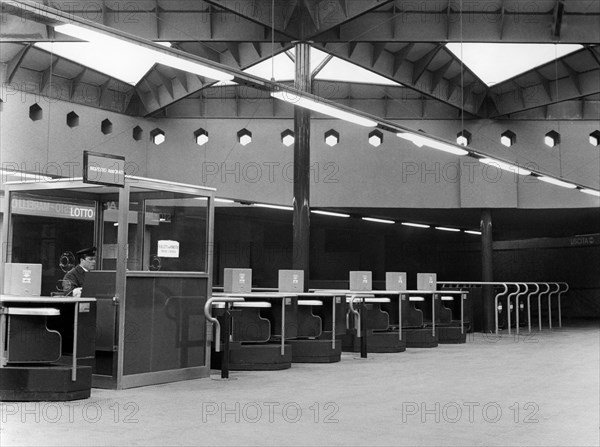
<box><xmin>446</xmin><ymin>43</ymin><xmax>583</xmax><ymax>86</ymax></box>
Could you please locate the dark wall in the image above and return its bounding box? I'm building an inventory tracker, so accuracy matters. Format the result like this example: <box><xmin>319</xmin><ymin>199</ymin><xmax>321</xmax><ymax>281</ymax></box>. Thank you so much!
<box><xmin>213</xmin><ymin>207</ymin><xmax>599</xmax><ymax>319</ymax></box>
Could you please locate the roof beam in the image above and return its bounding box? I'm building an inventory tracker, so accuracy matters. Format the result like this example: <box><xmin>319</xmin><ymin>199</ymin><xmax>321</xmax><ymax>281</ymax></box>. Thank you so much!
<box><xmin>392</xmin><ymin>43</ymin><xmax>414</xmax><ymax>76</ymax></box>
<box><xmin>6</xmin><ymin>44</ymin><xmax>31</xmax><ymax>84</ymax></box>
<box><xmin>371</xmin><ymin>43</ymin><xmax>387</xmax><ymax>68</ymax></box>
<box><xmin>69</xmin><ymin>68</ymin><xmax>87</xmax><ymax>101</ymax></box>
<box><xmin>412</xmin><ymin>45</ymin><xmax>443</xmax><ymax>85</ymax></box>
<box><xmin>316</xmin><ymin>6</ymin><xmax>600</xmax><ymax>44</ymax></box>
<box><xmin>430</xmin><ymin>59</ymin><xmax>453</xmax><ymax>93</ymax></box>
<box><xmin>561</xmin><ymin>60</ymin><xmax>582</xmax><ymax>95</ymax></box>
<box><xmin>39</xmin><ymin>58</ymin><xmax>58</xmax><ymax>93</ymax></box>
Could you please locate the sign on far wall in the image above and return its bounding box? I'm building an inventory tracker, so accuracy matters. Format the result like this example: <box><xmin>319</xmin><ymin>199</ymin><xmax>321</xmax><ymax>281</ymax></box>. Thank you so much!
<box><xmin>83</xmin><ymin>151</ymin><xmax>125</xmax><ymax>187</ymax></box>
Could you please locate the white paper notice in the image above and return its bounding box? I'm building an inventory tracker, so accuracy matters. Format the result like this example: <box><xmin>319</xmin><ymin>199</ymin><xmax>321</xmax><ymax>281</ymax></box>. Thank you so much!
<box><xmin>157</xmin><ymin>240</ymin><xmax>180</xmax><ymax>258</ymax></box>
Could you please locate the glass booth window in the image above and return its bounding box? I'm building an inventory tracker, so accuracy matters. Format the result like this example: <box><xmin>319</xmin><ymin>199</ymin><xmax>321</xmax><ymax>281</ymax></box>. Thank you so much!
<box><xmin>142</xmin><ymin>196</ymin><xmax>208</xmax><ymax>272</ymax></box>
<box><xmin>98</xmin><ymin>191</ymin><xmax>209</xmax><ymax>272</ymax></box>
<box><xmin>7</xmin><ymin>193</ymin><xmax>95</xmax><ymax>296</ymax></box>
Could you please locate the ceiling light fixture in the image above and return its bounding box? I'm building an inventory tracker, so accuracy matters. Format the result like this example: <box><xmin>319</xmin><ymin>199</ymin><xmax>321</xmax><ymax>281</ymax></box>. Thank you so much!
<box><xmin>254</xmin><ymin>203</ymin><xmax>294</xmax><ymax>211</ymax></box>
<box><xmin>362</xmin><ymin>217</ymin><xmax>395</xmax><ymax>224</ymax></box>
<box><xmin>397</xmin><ymin>132</ymin><xmax>469</xmax><ymax>156</ymax></box>
<box><xmin>537</xmin><ymin>176</ymin><xmax>577</xmax><ymax>189</ymax></box>
<box><xmin>589</xmin><ymin>130</ymin><xmax>600</xmax><ymax>146</ymax></box>
<box><xmin>435</xmin><ymin>226</ymin><xmax>460</xmax><ymax>232</ymax></box>
<box><xmin>271</xmin><ymin>90</ymin><xmax>377</xmax><ymax>127</ymax></box>
<box><xmin>311</xmin><ymin>210</ymin><xmax>350</xmax><ymax>218</ymax></box>
<box><xmin>401</xmin><ymin>222</ymin><xmax>430</xmax><ymax>228</ymax></box>
<box><xmin>580</xmin><ymin>188</ymin><xmax>600</xmax><ymax>197</ymax></box>
<box><xmin>479</xmin><ymin>158</ymin><xmax>532</xmax><ymax>176</ymax></box>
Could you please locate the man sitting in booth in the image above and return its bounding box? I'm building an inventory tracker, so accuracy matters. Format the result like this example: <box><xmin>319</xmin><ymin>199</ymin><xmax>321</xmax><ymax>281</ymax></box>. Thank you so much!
<box><xmin>62</xmin><ymin>247</ymin><xmax>96</xmax><ymax>297</ymax></box>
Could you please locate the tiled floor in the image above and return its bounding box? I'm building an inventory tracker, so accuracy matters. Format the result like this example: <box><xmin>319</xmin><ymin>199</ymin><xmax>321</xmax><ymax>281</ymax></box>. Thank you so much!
<box><xmin>1</xmin><ymin>322</ymin><xmax>599</xmax><ymax>446</ymax></box>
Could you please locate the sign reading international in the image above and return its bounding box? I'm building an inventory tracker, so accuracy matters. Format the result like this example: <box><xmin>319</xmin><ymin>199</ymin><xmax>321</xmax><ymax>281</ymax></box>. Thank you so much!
<box><xmin>83</xmin><ymin>151</ymin><xmax>125</xmax><ymax>187</ymax></box>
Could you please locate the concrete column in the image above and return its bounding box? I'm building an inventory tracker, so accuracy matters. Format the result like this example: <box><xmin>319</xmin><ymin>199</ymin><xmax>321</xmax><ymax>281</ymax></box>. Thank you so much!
<box><xmin>292</xmin><ymin>42</ymin><xmax>311</xmax><ymax>291</ymax></box>
<box><xmin>481</xmin><ymin>209</ymin><xmax>494</xmax><ymax>332</ymax></box>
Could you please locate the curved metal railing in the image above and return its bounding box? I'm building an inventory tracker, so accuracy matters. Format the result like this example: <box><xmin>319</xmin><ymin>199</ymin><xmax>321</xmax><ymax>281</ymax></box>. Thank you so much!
<box><xmin>203</xmin><ymin>296</ymin><xmax>245</xmax><ymax>352</ymax></box>
<box><xmin>438</xmin><ymin>281</ymin><xmax>568</xmax><ymax>334</ymax></box>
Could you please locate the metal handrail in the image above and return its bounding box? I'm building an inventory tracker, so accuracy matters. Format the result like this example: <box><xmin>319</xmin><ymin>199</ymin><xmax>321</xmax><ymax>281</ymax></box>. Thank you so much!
<box><xmin>537</xmin><ymin>283</ymin><xmax>550</xmax><ymax>331</ymax></box>
<box><xmin>525</xmin><ymin>283</ymin><xmax>540</xmax><ymax>333</ymax></box>
<box><xmin>348</xmin><ymin>295</ymin><xmax>363</xmax><ymax>337</ymax></box>
<box><xmin>438</xmin><ymin>281</ymin><xmax>567</xmax><ymax>334</ymax></box>
<box><xmin>514</xmin><ymin>283</ymin><xmax>528</xmax><ymax>335</ymax></box>
<box><xmin>203</xmin><ymin>297</ymin><xmax>244</xmax><ymax>352</ymax></box>
<box><xmin>557</xmin><ymin>282</ymin><xmax>569</xmax><ymax>328</ymax></box>
<box><xmin>494</xmin><ymin>284</ymin><xmax>510</xmax><ymax>335</ymax></box>
<box><xmin>547</xmin><ymin>283</ymin><xmax>562</xmax><ymax>329</ymax></box>
<box><xmin>505</xmin><ymin>284</ymin><xmax>522</xmax><ymax>335</ymax></box>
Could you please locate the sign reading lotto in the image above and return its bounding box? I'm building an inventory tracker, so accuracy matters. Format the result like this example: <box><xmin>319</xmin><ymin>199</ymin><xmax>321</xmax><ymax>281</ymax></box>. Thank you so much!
<box><xmin>83</xmin><ymin>151</ymin><xmax>125</xmax><ymax>187</ymax></box>
<box><xmin>11</xmin><ymin>198</ymin><xmax>95</xmax><ymax>221</ymax></box>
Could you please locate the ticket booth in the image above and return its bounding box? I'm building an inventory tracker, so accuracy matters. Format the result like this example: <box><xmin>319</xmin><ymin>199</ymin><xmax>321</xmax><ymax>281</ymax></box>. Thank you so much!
<box><xmin>2</xmin><ymin>175</ymin><xmax>215</xmax><ymax>390</ymax></box>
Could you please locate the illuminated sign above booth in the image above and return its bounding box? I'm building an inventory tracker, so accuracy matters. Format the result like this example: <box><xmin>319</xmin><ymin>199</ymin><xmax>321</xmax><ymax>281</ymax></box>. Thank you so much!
<box><xmin>83</xmin><ymin>151</ymin><xmax>125</xmax><ymax>187</ymax></box>
<box><xmin>11</xmin><ymin>198</ymin><xmax>95</xmax><ymax>221</ymax></box>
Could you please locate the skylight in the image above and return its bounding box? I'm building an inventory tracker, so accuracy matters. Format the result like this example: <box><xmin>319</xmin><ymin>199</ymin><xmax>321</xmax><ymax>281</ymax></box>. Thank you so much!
<box><xmin>36</xmin><ymin>39</ymin><xmax>401</xmax><ymax>87</ymax></box>
<box><xmin>243</xmin><ymin>47</ymin><xmax>401</xmax><ymax>86</ymax></box>
<box><xmin>446</xmin><ymin>43</ymin><xmax>583</xmax><ymax>86</ymax></box>
<box><xmin>35</xmin><ymin>41</ymin><xmax>173</xmax><ymax>85</ymax></box>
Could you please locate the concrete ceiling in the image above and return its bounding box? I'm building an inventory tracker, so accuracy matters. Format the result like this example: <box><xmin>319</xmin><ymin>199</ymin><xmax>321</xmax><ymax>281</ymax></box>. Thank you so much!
<box><xmin>1</xmin><ymin>0</ymin><xmax>599</xmax><ymax>120</ymax></box>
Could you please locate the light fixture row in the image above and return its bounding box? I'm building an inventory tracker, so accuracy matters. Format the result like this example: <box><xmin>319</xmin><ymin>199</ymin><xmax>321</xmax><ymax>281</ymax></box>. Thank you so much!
<box><xmin>244</xmin><ymin>201</ymin><xmax>482</xmax><ymax>234</ymax></box>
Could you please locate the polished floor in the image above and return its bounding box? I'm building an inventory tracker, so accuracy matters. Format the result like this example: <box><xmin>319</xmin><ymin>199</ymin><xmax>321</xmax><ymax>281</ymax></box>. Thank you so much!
<box><xmin>1</xmin><ymin>321</ymin><xmax>598</xmax><ymax>446</ymax></box>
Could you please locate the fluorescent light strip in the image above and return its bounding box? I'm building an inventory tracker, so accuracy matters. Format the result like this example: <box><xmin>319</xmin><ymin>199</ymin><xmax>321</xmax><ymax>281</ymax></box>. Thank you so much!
<box><xmin>254</xmin><ymin>203</ymin><xmax>294</xmax><ymax>211</ymax></box>
<box><xmin>581</xmin><ymin>188</ymin><xmax>600</xmax><ymax>197</ymax></box>
<box><xmin>401</xmin><ymin>222</ymin><xmax>430</xmax><ymax>228</ymax></box>
<box><xmin>0</xmin><ymin>169</ymin><xmax>52</xmax><ymax>181</ymax></box>
<box><xmin>271</xmin><ymin>91</ymin><xmax>377</xmax><ymax>127</ymax></box>
<box><xmin>537</xmin><ymin>176</ymin><xmax>577</xmax><ymax>189</ymax></box>
<box><xmin>435</xmin><ymin>226</ymin><xmax>460</xmax><ymax>232</ymax></box>
<box><xmin>479</xmin><ymin>158</ymin><xmax>532</xmax><ymax>176</ymax></box>
<box><xmin>215</xmin><ymin>198</ymin><xmax>235</xmax><ymax>203</ymax></box>
<box><xmin>55</xmin><ymin>24</ymin><xmax>234</xmax><ymax>82</ymax></box>
<box><xmin>312</xmin><ymin>210</ymin><xmax>350</xmax><ymax>218</ymax></box>
<box><xmin>397</xmin><ymin>132</ymin><xmax>469</xmax><ymax>156</ymax></box>
<box><xmin>464</xmin><ymin>230</ymin><xmax>482</xmax><ymax>235</ymax></box>
<box><xmin>362</xmin><ymin>217</ymin><xmax>395</xmax><ymax>224</ymax></box>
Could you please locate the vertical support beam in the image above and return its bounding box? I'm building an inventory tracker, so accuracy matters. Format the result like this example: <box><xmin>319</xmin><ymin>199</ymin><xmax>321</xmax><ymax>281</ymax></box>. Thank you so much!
<box><xmin>481</xmin><ymin>209</ymin><xmax>494</xmax><ymax>333</ymax></box>
<box><xmin>293</xmin><ymin>42</ymin><xmax>311</xmax><ymax>291</ymax></box>
<box><xmin>114</xmin><ymin>183</ymin><xmax>130</xmax><ymax>390</ymax></box>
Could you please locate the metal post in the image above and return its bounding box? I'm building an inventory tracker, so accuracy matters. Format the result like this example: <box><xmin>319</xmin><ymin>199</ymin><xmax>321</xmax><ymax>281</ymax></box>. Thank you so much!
<box><xmin>360</xmin><ymin>300</ymin><xmax>367</xmax><ymax>358</ymax></box>
<box><xmin>221</xmin><ymin>304</ymin><xmax>231</xmax><ymax>379</ymax></box>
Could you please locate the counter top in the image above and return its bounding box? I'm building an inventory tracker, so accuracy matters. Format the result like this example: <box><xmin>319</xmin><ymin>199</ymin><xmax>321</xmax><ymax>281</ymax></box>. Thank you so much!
<box><xmin>1</xmin><ymin>295</ymin><xmax>97</xmax><ymax>304</ymax></box>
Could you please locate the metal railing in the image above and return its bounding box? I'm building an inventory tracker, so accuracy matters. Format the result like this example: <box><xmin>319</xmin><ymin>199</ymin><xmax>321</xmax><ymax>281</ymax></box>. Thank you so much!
<box><xmin>203</xmin><ymin>296</ymin><xmax>245</xmax><ymax>379</ymax></box>
<box><xmin>438</xmin><ymin>281</ymin><xmax>568</xmax><ymax>335</ymax></box>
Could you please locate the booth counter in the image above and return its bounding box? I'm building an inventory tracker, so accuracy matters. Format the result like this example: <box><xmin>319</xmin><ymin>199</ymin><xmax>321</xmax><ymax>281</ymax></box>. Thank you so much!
<box><xmin>1</xmin><ymin>176</ymin><xmax>215</xmax><ymax>390</ymax></box>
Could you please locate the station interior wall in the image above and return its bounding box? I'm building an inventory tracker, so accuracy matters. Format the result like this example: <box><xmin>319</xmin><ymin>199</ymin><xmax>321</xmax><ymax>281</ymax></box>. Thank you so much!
<box><xmin>1</xmin><ymin>92</ymin><xmax>598</xmax><ymax>319</ymax></box>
